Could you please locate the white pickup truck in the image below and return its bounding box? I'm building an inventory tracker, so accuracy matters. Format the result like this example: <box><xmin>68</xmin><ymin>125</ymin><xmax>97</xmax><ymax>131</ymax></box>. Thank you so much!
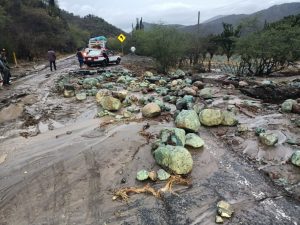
<box><xmin>83</xmin><ymin>49</ymin><xmax>121</xmax><ymax>67</ymax></box>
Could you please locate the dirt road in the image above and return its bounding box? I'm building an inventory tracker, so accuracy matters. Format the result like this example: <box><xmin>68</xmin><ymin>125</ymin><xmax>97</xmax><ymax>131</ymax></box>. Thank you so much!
<box><xmin>0</xmin><ymin>56</ymin><xmax>299</xmax><ymax>225</ymax></box>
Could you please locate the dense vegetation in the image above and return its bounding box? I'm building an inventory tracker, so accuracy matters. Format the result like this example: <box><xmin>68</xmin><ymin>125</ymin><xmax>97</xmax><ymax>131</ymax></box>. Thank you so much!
<box><xmin>0</xmin><ymin>0</ymin><xmax>123</xmax><ymax>60</ymax></box>
<box><xmin>110</xmin><ymin>14</ymin><xmax>300</xmax><ymax>75</ymax></box>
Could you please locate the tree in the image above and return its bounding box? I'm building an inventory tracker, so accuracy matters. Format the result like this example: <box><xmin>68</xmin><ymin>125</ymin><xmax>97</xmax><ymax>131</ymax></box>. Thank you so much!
<box><xmin>236</xmin><ymin>14</ymin><xmax>300</xmax><ymax>76</ymax></box>
<box><xmin>205</xmin><ymin>35</ymin><xmax>219</xmax><ymax>72</ymax></box>
<box><xmin>218</xmin><ymin>23</ymin><xmax>241</xmax><ymax>62</ymax></box>
<box><xmin>134</xmin><ymin>25</ymin><xmax>187</xmax><ymax>72</ymax></box>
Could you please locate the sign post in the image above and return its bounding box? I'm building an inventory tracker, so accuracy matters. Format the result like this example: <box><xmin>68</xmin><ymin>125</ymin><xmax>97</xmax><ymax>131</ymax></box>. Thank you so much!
<box><xmin>118</xmin><ymin>34</ymin><xmax>126</xmax><ymax>55</ymax></box>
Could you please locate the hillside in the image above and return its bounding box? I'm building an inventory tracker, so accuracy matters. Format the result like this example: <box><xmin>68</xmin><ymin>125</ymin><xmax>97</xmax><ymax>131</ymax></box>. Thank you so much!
<box><xmin>182</xmin><ymin>2</ymin><xmax>300</xmax><ymax>35</ymax></box>
<box><xmin>0</xmin><ymin>0</ymin><xmax>123</xmax><ymax>60</ymax></box>
<box><xmin>143</xmin><ymin>2</ymin><xmax>300</xmax><ymax>36</ymax></box>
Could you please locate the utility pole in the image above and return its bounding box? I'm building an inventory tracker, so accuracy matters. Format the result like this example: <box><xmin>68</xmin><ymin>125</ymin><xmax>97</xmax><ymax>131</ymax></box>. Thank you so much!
<box><xmin>197</xmin><ymin>11</ymin><xmax>200</xmax><ymax>35</ymax></box>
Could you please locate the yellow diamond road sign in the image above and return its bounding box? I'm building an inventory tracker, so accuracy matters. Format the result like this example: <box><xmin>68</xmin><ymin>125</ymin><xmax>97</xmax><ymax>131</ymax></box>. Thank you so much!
<box><xmin>118</xmin><ymin>34</ymin><xmax>126</xmax><ymax>43</ymax></box>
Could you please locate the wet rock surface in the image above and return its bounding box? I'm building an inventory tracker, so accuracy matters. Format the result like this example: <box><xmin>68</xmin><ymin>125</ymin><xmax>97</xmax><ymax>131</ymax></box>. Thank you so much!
<box><xmin>0</xmin><ymin>55</ymin><xmax>299</xmax><ymax>225</ymax></box>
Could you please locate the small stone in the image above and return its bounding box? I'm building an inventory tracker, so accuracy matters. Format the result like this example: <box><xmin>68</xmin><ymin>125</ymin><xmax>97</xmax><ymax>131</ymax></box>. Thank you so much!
<box><xmin>291</xmin><ymin>151</ymin><xmax>300</xmax><ymax>167</ymax></box>
<box><xmin>63</xmin><ymin>90</ymin><xmax>75</xmax><ymax>98</ymax></box>
<box><xmin>136</xmin><ymin>170</ymin><xmax>149</xmax><ymax>181</ymax></box>
<box><xmin>76</xmin><ymin>93</ymin><xmax>87</xmax><ymax>101</ymax></box>
<box><xmin>292</xmin><ymin>103</ymin><xmax>300</xmax><ymax>114</ymax></box>
<box><xmin>239</xmin><ymin>81</ymin><xmax>248</xmax><ymax>87</ymax></box>
<box><xmin>142</xmin><ymin>103</ymin><xmax>161</xmax><ymax>118</ymax></box>
<box><xmin>193</xmin><ymin>81</ymin><xmax>204</xmax><ymax>89</ymax></box>
<box><xmin>144</xmin><ymin>71</ymin><xmax>153</xmax><ymax>77</ymax></box>
<box><xmin>185</xmin><ymin>133</ymin><xmax>204</xmax><ymax>148</ymax></box>
<box><xmin>215</xmin><ymin>216</ymin><xmax>224</xmax><ymax>223</ymax></box>
<box><xmin>237</xmin><ymin>124</ymin><xmax>248</xmax><ymax>132</ymax></box>
<box><xmin>259</xmin><ymin>133</ymin><xmax>278</xmax><ymax>146</ymax></box>
<box><xmin>217</xmin><ymin>201</ymin><xmax>234</xmax><ymax>218</ymax></box>
<box><xmin>0</xmin><ymin>153</ymin><xmax>7</xmax><ymax>164</ymax></box>
<box><xmin>255</xmin><ymin>127</ymin><xmax>266</xmax><ymax>136</ymax></box>
<box><xmin>183</xmin><ymin>87</ymin><xmax>196</xmax><ymax>96</ymax></box>
<box><xmin>157</xmin><ymin>169</ymin><xmax>171</xmax><ymax>181</ymax></box>
<box><xmin>148</xmin><ymin>171</ymin><xmax>157</xmax><ymax>181</ymax></box>
<box><xmin>112</xmin><ymin>90</ymin><xmax>128</xmax><ymax>101</ymax></box>
<box><xmin>281</xmin><ymin>99</ymin><xmax>297</xmax><ymax>113</ymax></box>
<box><xmin>199</xmin><ymin>88</ymin><xmax>214</xmax><ymax>99</ymax></box>
<box><xmin>160</xmin><ymin>128</ymin><xmax>186</xmax><ymax>146</ymax></box>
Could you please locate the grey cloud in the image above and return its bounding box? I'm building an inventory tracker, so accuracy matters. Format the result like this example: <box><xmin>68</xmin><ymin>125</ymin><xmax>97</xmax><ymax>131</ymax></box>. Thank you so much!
<box><xmin>58</xmin><ymin>0</ymin><xmax>299</xmax><ymax>31</ymax></box>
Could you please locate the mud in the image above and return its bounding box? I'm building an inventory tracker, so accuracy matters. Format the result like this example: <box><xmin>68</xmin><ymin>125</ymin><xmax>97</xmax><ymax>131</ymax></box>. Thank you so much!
<box><xmin>0</xmin><ymin>55</ymin><xmax>299</xmax><ymax>225</ymax></box>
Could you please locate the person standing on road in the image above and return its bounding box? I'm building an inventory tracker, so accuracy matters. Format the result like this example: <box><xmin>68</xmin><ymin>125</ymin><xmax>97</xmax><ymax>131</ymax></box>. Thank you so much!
<box><xmin>0</xmin><ymin>58</ymin><xmax>11</xmax><ymax>86</ymax></box>
<box><xmin>76</xmin><ymin>48</ymin><xmax>84</xmax><ymax>68</ymax></box>
<box><xmin>47</xmin><ymin>48</ymin><xmax>56</xmax><ymax>71</ymax></box>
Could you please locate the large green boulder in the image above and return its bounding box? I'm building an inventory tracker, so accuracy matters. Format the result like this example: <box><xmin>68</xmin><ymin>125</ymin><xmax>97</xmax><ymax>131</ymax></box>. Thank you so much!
<box><xmin>154</xmin><ymin>145</ymin><xmax>193</xmax><ymax>175</ymax></box>
<box><xmin>221</xmin><ymin>111</ymin><xmax>238</xmax><ymax>126</ymax></box>
<box><xmin>281</xmin><ymin>99</ymin><xmax>297</xmax><ymax>113</ymax></box>
<box><xmin>199</xmin><ymin>109</ymin><xmax>224</xmax><ymax>126</ymax></box>
<box><xmin>199</xmin><ymin>88</ymin><xmax>214</xmax><ymax>99</ymax></box>
<box><xmin>185</xmin><ymin>133</ymin><xmax>204</xmax><ymax>148</ymax></box>
<box><xmin>259</xmin><ymin>133</ymin><xmax>278</xmax><ymax>146</ymax></box>
<box><xmin>291</xmin><ymin>151</ymin><xmax>300</xmax><ymax>167</ymax></box>
<box><xmin>160</xmin><ymin>128</ymin><xmax>186</xmax><ymax>146</ymax></box>
<box><xmin>100</xmin><ymin>96</ymin><xmax>122</xmax><ymax>111</ymax></box>
<box><xmin>83</xmin><ymin>78</ymin><xmax>98</xmax><ymax>89</ymax></box>
<box><xmin>175</xmin><ymin>110</ymin><xmax>201</xmax><ymax>132</ymax></box>
<box><xmin>142</xmin><ymin>103</ymin><xmax>161</xmax><ymax>118</ymax></box>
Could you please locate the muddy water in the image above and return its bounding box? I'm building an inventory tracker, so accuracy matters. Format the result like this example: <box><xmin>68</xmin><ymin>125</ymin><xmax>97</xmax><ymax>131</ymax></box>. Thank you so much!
<box><xmin>0</xmin><ymin>56</ymin><xmax>299</xmax><ymax>225</ymax></box>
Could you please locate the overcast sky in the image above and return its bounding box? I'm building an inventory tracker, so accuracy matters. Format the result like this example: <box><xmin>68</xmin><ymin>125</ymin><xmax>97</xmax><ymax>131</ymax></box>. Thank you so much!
<box><xmin>58</xmin><ymin>0</ymin><xmax>298</xmax><ymax>32</ymax></box>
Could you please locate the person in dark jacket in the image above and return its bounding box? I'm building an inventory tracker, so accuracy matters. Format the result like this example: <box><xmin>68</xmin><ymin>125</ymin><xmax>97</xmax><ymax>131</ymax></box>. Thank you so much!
<box><xmin>0</xmin><ymin>58</ymin><xmax>10</xmax><ymax>86</ymax></box>
<box><xmin>47</xmin><ymin>49</ymin><xmax>56</xmax><ymax>71</ymax></box>
<box><xmin>76</xmin><ymin>48</ymin><xmax>84</xmax><ymax>68</ymax></box>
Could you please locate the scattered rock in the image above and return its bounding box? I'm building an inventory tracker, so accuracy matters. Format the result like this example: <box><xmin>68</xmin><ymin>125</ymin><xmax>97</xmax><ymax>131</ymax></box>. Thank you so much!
<box><xmin>217</xmin><ymin>201</ymin><xmax>234</xmax><ymax>218</ymax></box>
<box><xmin>176</xmin><ymin>98</ymin><xmax>188</xmax><ymax>111</ymax></box>
<box><xmin>157</xmin><ymin>169</ymin><xmax>171</xmax><ymax>181</ymax></box>
<box><xmin>291</xmin><ymin>151</ymin><xmax>300</xmax><ymax>167</ymax></box>
<box><xmin>215</xmin><ymin>216</ymin><xmax>224</xmax><ymax>224</ymax></box>
<box><xmin>259</xmin><ymin>132</ymin><xmax>278</xmax><ymax>146</ymax></box>
<box><xmin>237</xmin><ymin>124</ymin><xmax>249</xmax><ymax>133</ymax></box>
<box><xmin>136</xmin><ymin>170</ymin><xmax>149</xmax><ymax>181</ymax></box>
<box><xmin>142</xmin><ymin>103</ymin><xmax>161</xmax><ymax>118</ymax></box>
<box><xmin>292</xmin><ymin>103</ymin><xmax>300</xmax><ymax>114</ymax></box>
<box><xmin>100</xmin><ymin>96</ymin><xmax>122</xmax><ymax>111</ymax></box>
<box><xmin>185</xmin><ymin>133</ymin><xmax>204</xmax><ymax>148</ymax></box>
<box><xmin>0</xmin><ymin>103</ymin><xmax>24</xmax><ymax>123</ymax></box>
<box><xmin>96</xmin><ymin>90</ymin><xmax>110</xmax><ymax>103</ymax></box>
<box><xmin>175</xmin><ymin>110</ymin><xmax>201</xmax><ymax>132</ymax></box>
<box><xmin>154</xmin><ymin>145</ymin><xmax>193</xmax><ymax>175</ymax></box>
<box><xmin>281</xmin><ymin>99</ymin><xmax>297</xmax><ymax>113</ymax></box>
<box><xmin>193</xmin><ymin>81</ymin><xmax>204</xmax><ymax>89</ymax></box>
<box><xmin>112</xmin><ymin>90</ymin><xmax>128</xmax><ymax>101</ymax></box>
<box><xmin>144</xmin><ymin>71</ymin><xmax>153</xmax><ymax>77</ymax></box>
<box><xmin>76</xmin><ymin>93</ymin><xmax>87</xmax><ymax>101</ymax></box>
<box><xmin>183</xmin><ymin>87</ymin><xmax>196</xmax><ymax>96</ymax></box>
<box><xmin>148</xmin><ymin>171</ymin><xmax>157</xmax><ymax>181</ymax></box>
<box><xmin>199</xmin><ymin>88</ymin><xmax>213</xmax><ymax>99</ymax></box>
<box><xmin>160</xmin><ymin>128</ymin><xmax>186</xmax><ymax>146</ymax></box>
<box><xmin>0</xmin><ymin>153</ymin><xmax>7</xmax><ymax>164</ymax></box>
<box><xmin>221</xmin><ymin>111</ymin><xmax>238</xmax><ymax>126</ymax></box>
<box><xmin>199</xmin><ymin>109</ymin><xmax>223</xmax><ymax>127</ymax></box>
<box><xmin>64</xmin><ymin>90</ymin><xmax>75</xmax><ymax>98</ymax></box>
<box><xmin>239</xmin><ymin>81</ymin><xmax>248</xmax><ymax>87</ymax></box>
